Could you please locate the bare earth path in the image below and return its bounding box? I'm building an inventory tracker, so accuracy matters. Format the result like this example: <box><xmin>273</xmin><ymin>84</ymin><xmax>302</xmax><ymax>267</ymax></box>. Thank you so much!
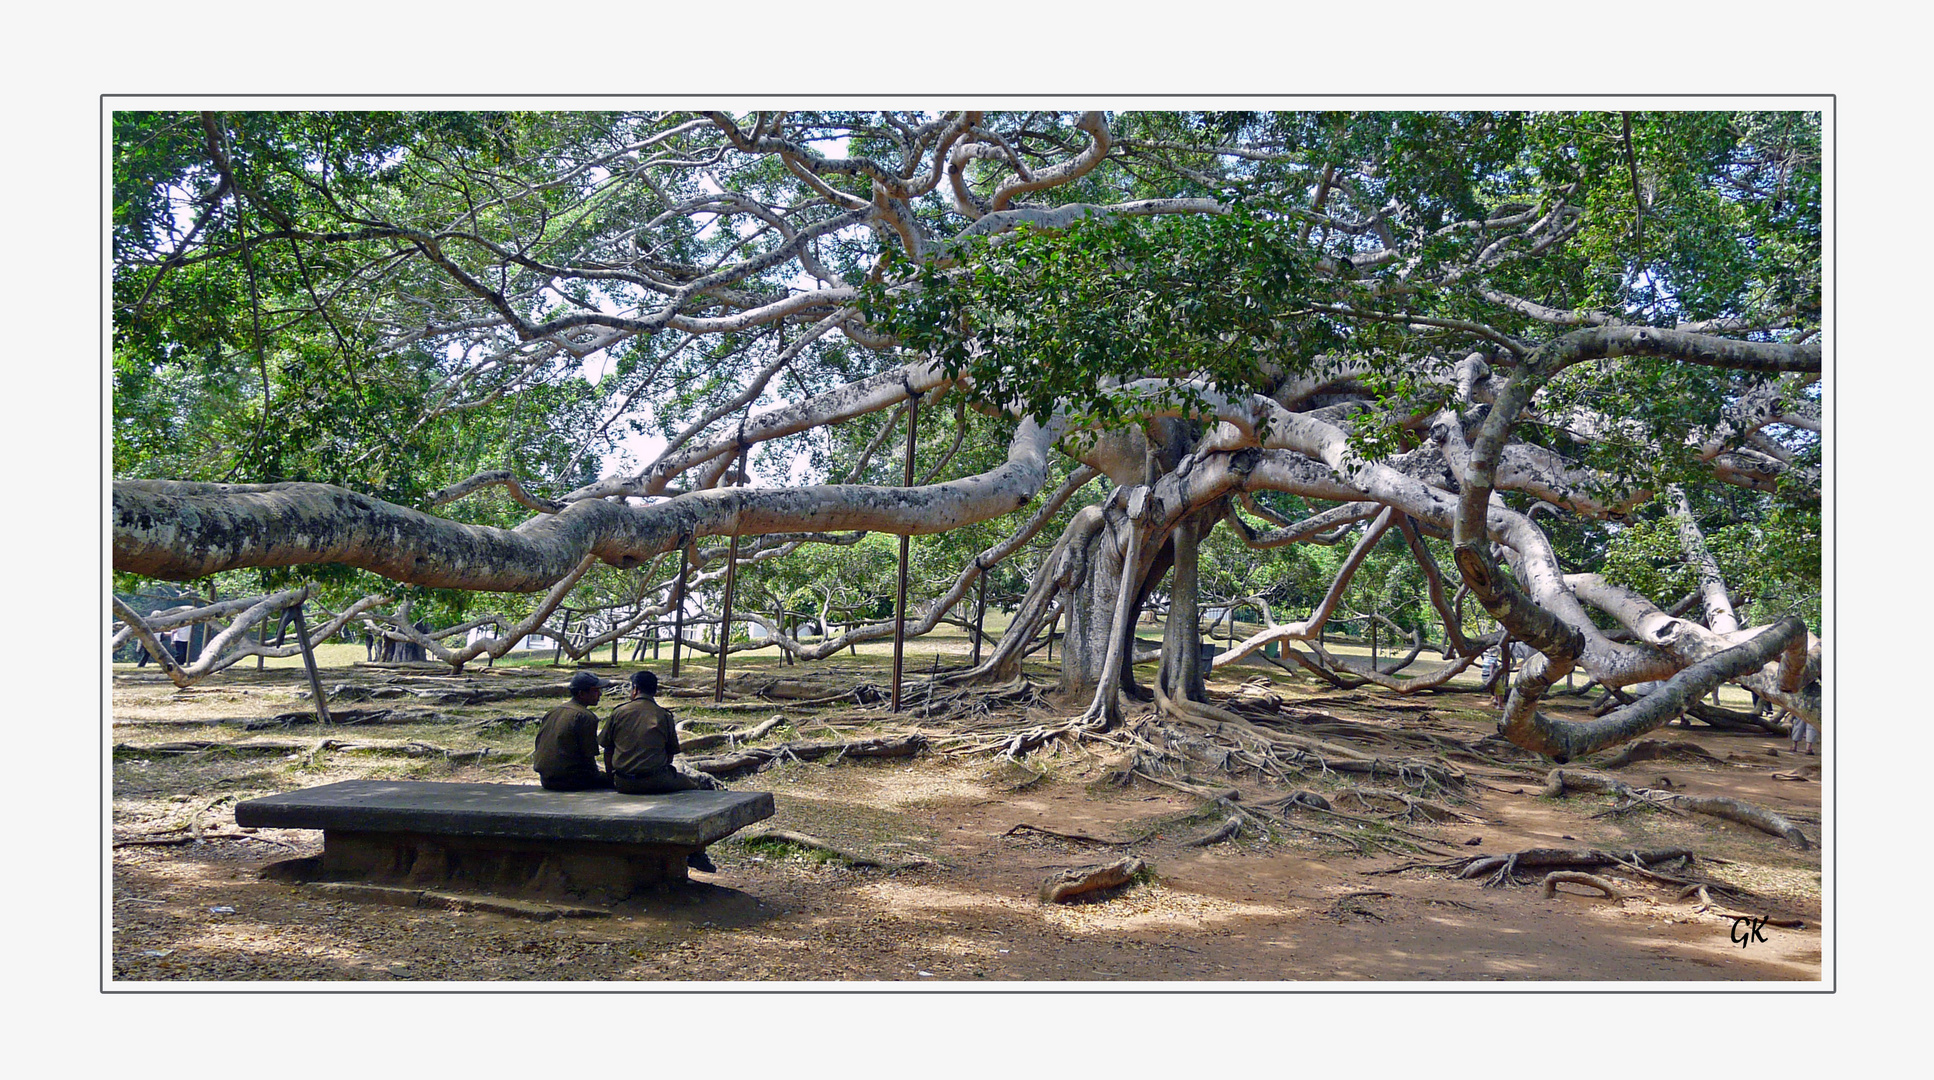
<box><xmin>109</xmin><ymin>659</ymin><xmax>1822</xmax><ymax>984</ymax></box>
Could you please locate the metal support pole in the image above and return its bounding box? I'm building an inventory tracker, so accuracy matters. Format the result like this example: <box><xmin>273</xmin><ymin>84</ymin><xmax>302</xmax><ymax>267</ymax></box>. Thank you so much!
<box><xmin>671</xmin><ymin>550</ymin><xmax>688</xmax><ymax>677</ymax></box>
<box><xmin>972</xmin><ymin>567</ymin><xmax>986</xmax><ymax>668</ymax></box>
<box><xmin>716</xmin><ymin>448</ymin><xmax>747</xmax><ymax>703</ymax></box>
<box><xmin>289</xmin><ymin>601</ymin><xmax>333</xmax><ymax>726</ymax></box>
<box><xmin>892</xmin><ymin>392</ymin><xmax>919</xmax><ymax>711</ymax></box>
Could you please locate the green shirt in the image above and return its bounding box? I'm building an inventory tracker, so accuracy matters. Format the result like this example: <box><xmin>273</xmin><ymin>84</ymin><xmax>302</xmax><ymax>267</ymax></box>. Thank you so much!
<box><xmin>601</xmin><ymin>696</ymin><xmax>678</xmax><ymax>778</ymax></box>
<box><xmin>533</xmin><ymin>702</ymin><xmax>601</xmax><ymax>779</ymax></box>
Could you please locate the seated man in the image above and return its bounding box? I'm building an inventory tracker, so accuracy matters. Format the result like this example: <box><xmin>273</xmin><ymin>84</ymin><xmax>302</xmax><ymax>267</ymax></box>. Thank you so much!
<box><xmin>603</xmin><ymin>669</ymin><xmax>722</xmax><ymax>871</ymax></box>
<box><xmin>602</xmin><ymin>670</ymin><xmax>720</xmax><ymax>795</ymax></box>
<box><xmin>533</xmin><ymin>672</ymin><xmax>612</xmax><ymax>791</ymax></box>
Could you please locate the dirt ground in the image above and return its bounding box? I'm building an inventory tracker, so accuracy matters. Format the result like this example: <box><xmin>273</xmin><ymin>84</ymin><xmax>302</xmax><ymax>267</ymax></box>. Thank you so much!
<box><xmin>108</xmin><ymin>653</ymin><xmax>1824</xmax><ymax>984</ymax></box>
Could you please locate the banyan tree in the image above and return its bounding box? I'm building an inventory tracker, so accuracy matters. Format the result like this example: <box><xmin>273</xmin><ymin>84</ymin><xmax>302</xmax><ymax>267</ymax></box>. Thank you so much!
<box><xmin>112</xmin><ymin>109</ymin><xmax>1823</xmax><ymax>764</ymax></box>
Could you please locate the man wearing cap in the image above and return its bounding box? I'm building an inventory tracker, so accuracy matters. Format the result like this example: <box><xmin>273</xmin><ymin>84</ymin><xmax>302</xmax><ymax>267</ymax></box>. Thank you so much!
<box><xmin>533</xmin><ymin>671</ymin><xmax>612</xmax><ymax>791</ymax></box>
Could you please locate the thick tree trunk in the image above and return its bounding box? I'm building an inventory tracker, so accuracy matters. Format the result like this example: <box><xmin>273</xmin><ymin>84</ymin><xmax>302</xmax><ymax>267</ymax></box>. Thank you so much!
<box><xmin>1058</xmin><ymin>507</ymin><xmax>1133</xmax><ymax>699</ymax></box>
<box><xmin>1159</xmin><ymin>507</ymin><xmax>1218</xmax><ymax>704</ymax></box>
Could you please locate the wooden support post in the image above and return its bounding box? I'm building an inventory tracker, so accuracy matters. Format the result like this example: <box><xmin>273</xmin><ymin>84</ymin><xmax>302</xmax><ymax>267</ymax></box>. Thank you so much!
<box><xmin>892</xmin><ymin>391</ymin><xmax>919</xmax><ymax>712</ymax></box>
<box><xmin>288</xmin><ymin>602</ymin><xmax>332</xmax><ymax>726</ymax></box>
<box><xmin>716</xmin><ymin>448</ymin><xmax>747</xmax><ymax>704</ymax></box>
<box><xmin>671</xmin><ymin>551</ymin><xmax>688</xmax><ymax>677</ymax></box>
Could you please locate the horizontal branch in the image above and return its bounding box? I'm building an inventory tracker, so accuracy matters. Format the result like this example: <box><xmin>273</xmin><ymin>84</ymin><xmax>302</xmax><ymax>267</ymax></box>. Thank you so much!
<box><xmin>114</xmin><ymin>417</ymin><xmax>1062</xmax><ymax>591</ymax></box>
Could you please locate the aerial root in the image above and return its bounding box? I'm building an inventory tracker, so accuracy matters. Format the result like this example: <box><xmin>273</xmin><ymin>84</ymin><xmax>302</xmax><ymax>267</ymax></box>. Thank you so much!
<box><xmin>1540</xmin><ymin>872</ymin><xmax>1624</xmax><ymax>900</ymax></box>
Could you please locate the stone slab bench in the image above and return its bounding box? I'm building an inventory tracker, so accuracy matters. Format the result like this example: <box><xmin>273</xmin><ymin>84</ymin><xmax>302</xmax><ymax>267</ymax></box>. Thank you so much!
<box><xmin>236</xmin><ymin>780</ymin><xmax>774</xmax><ymax>904</ymax></box>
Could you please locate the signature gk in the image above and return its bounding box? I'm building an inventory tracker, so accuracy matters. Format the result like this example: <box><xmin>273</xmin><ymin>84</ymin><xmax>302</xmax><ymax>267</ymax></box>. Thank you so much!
<box><xmin>1730</xmin><ymin>915</ymin><xmax>1771</xmax><ymax>947</ymax></box>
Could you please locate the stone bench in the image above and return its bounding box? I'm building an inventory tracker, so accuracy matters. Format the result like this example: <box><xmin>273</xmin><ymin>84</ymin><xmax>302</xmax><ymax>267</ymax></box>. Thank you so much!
<box><xmin>236</xmin><ymin>780</ymin><xmax>774</xmax><ymax>905</ymax></box>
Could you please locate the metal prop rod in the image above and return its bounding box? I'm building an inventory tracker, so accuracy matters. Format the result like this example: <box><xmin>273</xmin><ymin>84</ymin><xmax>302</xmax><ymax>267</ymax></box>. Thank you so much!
<box><xmin>892</xmin><ymin>392</ymin><xmax>919</xmax><ymax>711</ymax></box>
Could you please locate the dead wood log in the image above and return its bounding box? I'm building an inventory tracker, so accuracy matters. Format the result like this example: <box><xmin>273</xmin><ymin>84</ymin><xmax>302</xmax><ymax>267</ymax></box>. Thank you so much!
<box><xmin>1541</xmin><ymin>872</ymin><xmax>1624</xmax><ymax>900</ymax></box>
<box><xmin>1039</xmin><ymin>856</ymin><xmax>1146</xmax><ymax>903</ymax></box>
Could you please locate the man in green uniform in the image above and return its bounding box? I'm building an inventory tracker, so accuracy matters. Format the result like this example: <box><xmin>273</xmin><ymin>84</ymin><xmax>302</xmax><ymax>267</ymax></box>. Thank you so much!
<box><xmin>602</xmin><ymin>669</ymin><xmax>720</xmax><ymax>794</ymax></box>
<box><xmin>603</xmin><ymin>669</ymin><xmax>721</xmax><ymax>871</ymax></box>
<box><xmin>533</xmin><ymin>672</ymin><xmax>612</xmax><ymax>791</ymax></box>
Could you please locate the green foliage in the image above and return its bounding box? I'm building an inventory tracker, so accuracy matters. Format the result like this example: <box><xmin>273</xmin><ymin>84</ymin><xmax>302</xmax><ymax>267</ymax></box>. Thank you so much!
<box><xmin>111</xmin><ymin>109</ymin><xmax>1821</xmax><ymax>645</ymax></box>
<box><xmin>863</xmin><ymin>205</ymin><xmax>1333</xmax><ymax>427</ymax></box>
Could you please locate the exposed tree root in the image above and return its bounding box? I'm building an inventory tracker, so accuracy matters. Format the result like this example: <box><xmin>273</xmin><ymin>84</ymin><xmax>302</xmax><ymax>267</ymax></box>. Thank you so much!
<box><xmin>1184</xmin><ymin>817</ymin><xmax>1243</xmax><ymax>847</ymax></box>
<box><xmin>1327</xmin><ymin>890</ymin><xmax>1393</xmax><ymax>921</ymax></box>
<box><xmin>1674</xmin><ymin>795</ymin><xmax>1812</xmax><ymax>850</ymax></box>
<box><xmin>1431</xmin><ymin>846</ymin><xmax>1697</xmax><ymax>887</ymax></box>
<box><xmin>1594</xmin><ymin>738</ymin><xmax>1722</xmax><ymax>770</ymax></box>
<box><xmin>1333</xmin><ymin>786</ymin><xmax>1486</xmax><ymax>825</ymax></box>
<box><xmin>113</xmin><ymin>737</ymin><xmax>495</xmax><ymax>764</ymax></box>
<box><xmin>735</xmin><ymin>828</ymin><xmax>925</xmax><ymax>870</ymax></box>
<box><xmin>1540</xmin><ymin>871</ymin><xmax>1623</xmax><ymax>900</ymax></box>
<box><xmin>112</xmin><ymin>830</ymin><xmax>296</xmax><ymax>849</ymax></box>
<box><xmin>1370</xmin><ymin>843</ymin><xmax>1800</xmax><ymax>919</ymax></box>
<box><xmin>1001</xmin><ymin>823</ymin><xmax>1147</xmax><ymax>848</ymax></box>
<box><xmin>1541</xmin><ymin>768</ymin><xmax>1811</xmax><ymax>849</ymax></box>
<box><xmin>677</xmin><ymin>714</ymin><xmax>787</xmax><ymax>753</ymax></box>
<box><xmin>686</xmin><ymin>734</ymin><xmax>927</xmax><ymax>777</ymax></box>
